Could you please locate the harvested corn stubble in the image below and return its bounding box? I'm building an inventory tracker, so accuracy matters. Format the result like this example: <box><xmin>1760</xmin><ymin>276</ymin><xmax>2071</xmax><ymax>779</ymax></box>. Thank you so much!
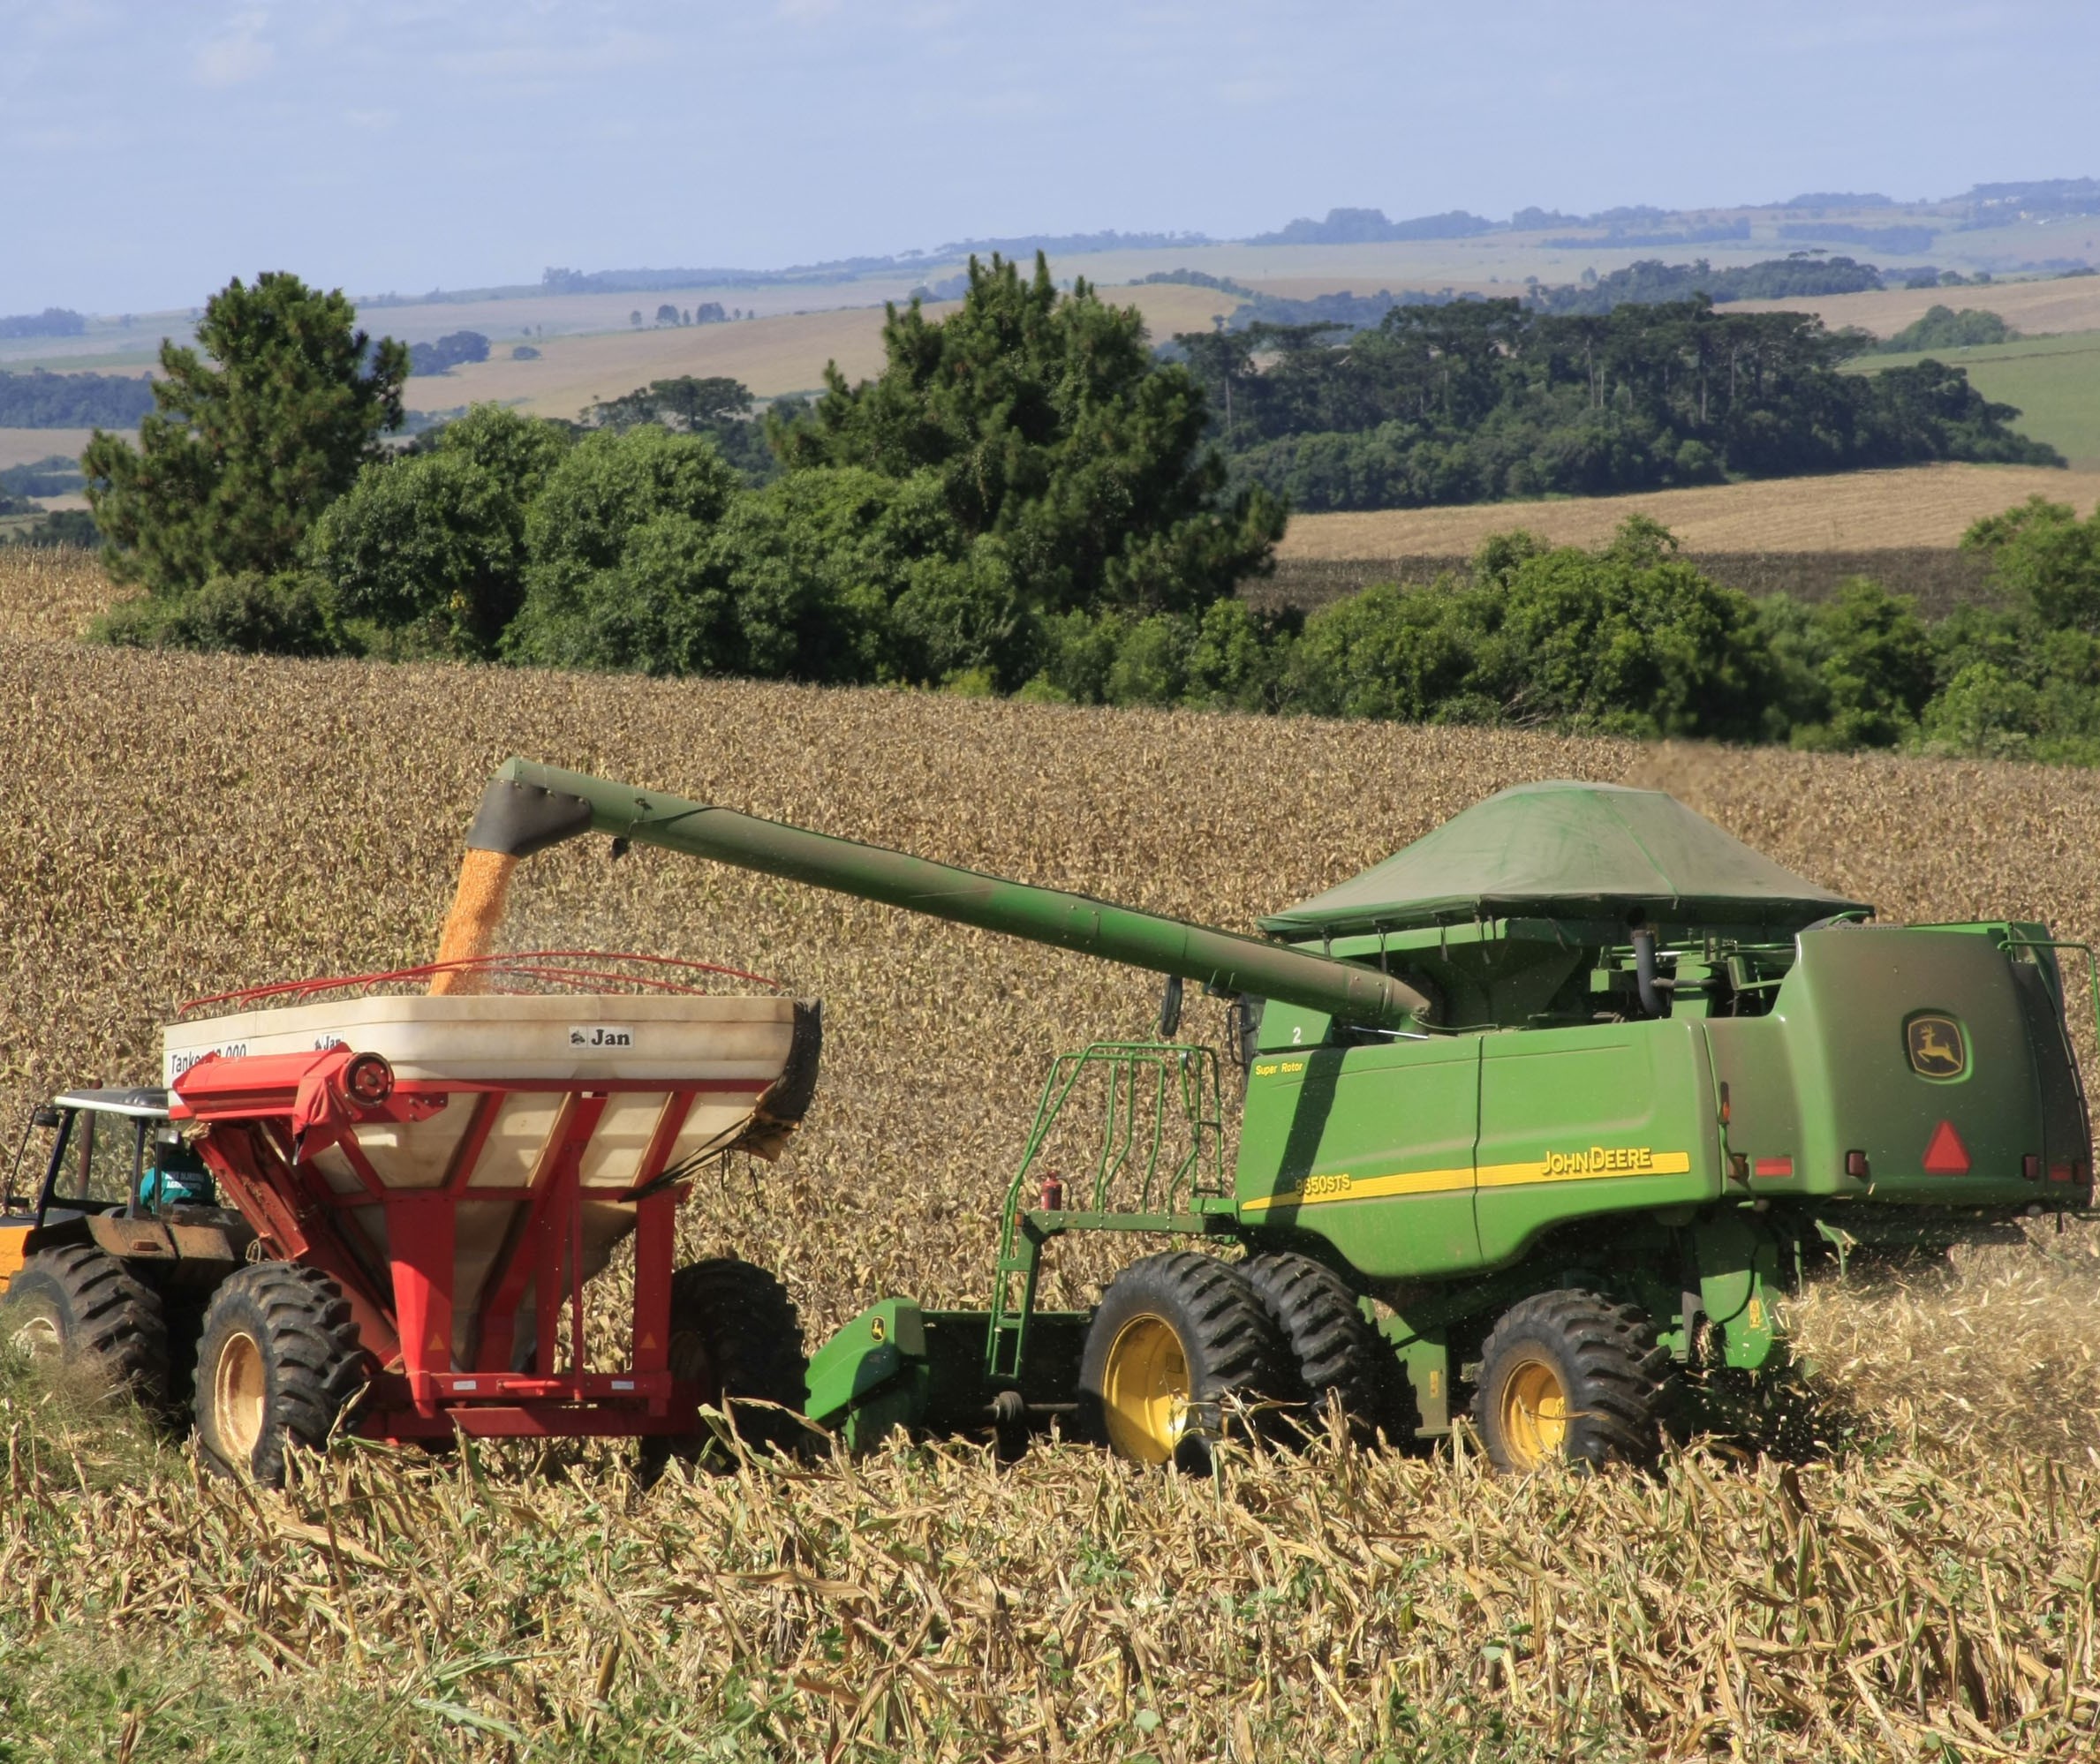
<box><xmin>4</xmin><ymin>550</ymin><xmax>2100</xmax><ymax>1760</ymax></box>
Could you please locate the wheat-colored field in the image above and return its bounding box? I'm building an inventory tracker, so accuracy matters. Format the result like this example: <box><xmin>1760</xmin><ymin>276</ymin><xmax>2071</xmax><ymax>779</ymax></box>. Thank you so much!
<box><xmin>0</xmin><ymin>426</ymin><xmax>94</xmax><ymax>471</ymax></box>
<box><xmin>7</xmin><ymin>547</ymin><xmax>2100</xmax><ymax>1758</ymax></box>
<box><xmin>405</xmin><ymin>283</ymin><xmax>1239</xmax><ymax>419</ymax></box>
<box><xmin>1734</xmin><ymin>274</ymin><xmax>2100</xmax><ymax>341</ymax></box>
<box><xmin>1277</xmin><ymin>462</ymin><xmax>2100</xmax><ymax>562</ymax></box>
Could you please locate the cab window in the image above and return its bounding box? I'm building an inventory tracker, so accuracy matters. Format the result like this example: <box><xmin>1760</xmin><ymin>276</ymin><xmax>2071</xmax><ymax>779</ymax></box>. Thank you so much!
<box><xmin>67</xmin><ymin>1111</ymin><xmax>145</xmax><ymax>1209</ymax></box>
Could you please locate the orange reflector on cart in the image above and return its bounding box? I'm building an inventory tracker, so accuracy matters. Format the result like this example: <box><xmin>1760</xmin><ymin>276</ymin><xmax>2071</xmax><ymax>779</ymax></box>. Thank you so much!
<box><xmin>1922</xmin><ymin>1120</ymin><xmax>1970</xmax><ymax>1176</ymax></box>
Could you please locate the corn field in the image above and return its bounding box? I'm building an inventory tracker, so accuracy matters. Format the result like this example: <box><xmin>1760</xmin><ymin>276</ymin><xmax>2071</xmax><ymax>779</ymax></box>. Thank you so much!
<box><xmin>6</xmin><ymin>548</ymin><xmax>2100</xmax><ymax>1760</ymax></box>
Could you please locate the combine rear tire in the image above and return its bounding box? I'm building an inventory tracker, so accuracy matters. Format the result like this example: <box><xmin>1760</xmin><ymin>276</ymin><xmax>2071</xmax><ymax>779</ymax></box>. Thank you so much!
<box><xmin>1241</xmin><ymin>1250</ymin><xmax>1387</xmax><ymax>1445</ymax></box>
<box><xmin>1079</xmin><ymin>1252</ymin><xmax>1285</xmax><ymax>1474</ymax></box>
<box><xmin>193</xmin><ymin>1263</ymin><xmax>365</xmax><ymax>1486</ymax></box>
<box><xmin>646</xmin><ymin>1256</ymin><xmax>810</xmax><ymax>1474</ymax></box>
<box><xmin>1472</xmin><ymin>1289</ymin><xmax>1669</xmax><ymax>1472</ymax></box>
<box><xmin>2</xmin><ymin>1244</ymin><xmax>169</xmax><ymax>1413</ymax></box>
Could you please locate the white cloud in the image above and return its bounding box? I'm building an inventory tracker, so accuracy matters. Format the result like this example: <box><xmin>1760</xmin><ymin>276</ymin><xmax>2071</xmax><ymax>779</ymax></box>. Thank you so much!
<box><xmin>194</xmin><ymin>10</ymin><xmax>275</xmax><ymax>87</ymax></box>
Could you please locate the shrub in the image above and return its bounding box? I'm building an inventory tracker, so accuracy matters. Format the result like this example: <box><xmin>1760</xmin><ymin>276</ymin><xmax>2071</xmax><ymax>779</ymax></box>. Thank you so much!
<box><xmin>90</xmin><ymin>570</ymin><xmax>341</xmax><ymax>656</ymax></box>
<box><xmin>1920</xmin><ymin>662</ymin><xmax>2043</xmax><ymax>758</ymax></box>
<box><xmin>1795</xmin><ymin>579</ymin><xmax>1937</xmax><ymax>749</ymax></box>
<box><xmin>307</xmin><ymin>407</ymin><xmax>569</xmax><ymax>660</ymax></box>
<box><xmin>504</xmin><ymin>426</ymin><xmax>743</xmax><ymax>673</ymax></box>
<box><xmin>1964</xmin><ymin>495</ymin><xmax>2100</xmax><ymax>632</ymax></box>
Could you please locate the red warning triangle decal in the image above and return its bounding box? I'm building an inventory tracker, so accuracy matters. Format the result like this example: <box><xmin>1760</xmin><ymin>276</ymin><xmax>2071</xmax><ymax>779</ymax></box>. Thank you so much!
<box><xmin>428</xmin><ymin>1328</ymin><xmax>449</xmax><ymax>1353</ymax></box>
<box><xmin>638</xmin><ymin>1332</ymin><xmax>658</xmax><ymax>1351</ymax></box>
<box><xmin>1922</xmin><ymin>1119</ymin><xmax>1970</xmax><ymax>1175</ymax></box>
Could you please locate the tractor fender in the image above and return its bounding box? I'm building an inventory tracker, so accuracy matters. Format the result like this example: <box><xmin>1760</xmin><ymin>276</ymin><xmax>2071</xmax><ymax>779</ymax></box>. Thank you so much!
<box><xmin>83</xmin><ymin>1213</ymin><xmax>248</xmax><ymax>1271</ymax></box>
<box><xmin>87</xmin><ymin>1214</ymin><xmax>178</xmax><ymax>1263</ymax></box>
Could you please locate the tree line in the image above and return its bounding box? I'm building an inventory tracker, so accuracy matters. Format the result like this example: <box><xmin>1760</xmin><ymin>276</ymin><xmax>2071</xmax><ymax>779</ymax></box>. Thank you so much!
<box><xmin>70</xmin><ymin>263</ymin><xmax>2100</xmax><ymax>765</ymax></box>
<box><xmin>1173</xmin><ymin>297</ymin><xmax>2058</xmax><ymax>513</ymax></box>
<box><xmin>1008</xmin><ymin>501</ymin><xmax>2100</xmax><ymax>768</ymax></box>
<box><xmin>0</xmin><ymin>368</ymin><xmax>157</xmax><ymax>427</ymax></box>
<box><xmin>82</xmin><ymin>262</ymin><xmax>1280</xmax><ymax>684</ymax></box>
<box><xmin>0</xmin><ymin>307</ymin><xmax>87</xmax><ymax>338</ymax></box>
<box><xmin>1528</xmin><ymin>255</ymin><xmax>1885</xmax><ymax>314</ymax></box>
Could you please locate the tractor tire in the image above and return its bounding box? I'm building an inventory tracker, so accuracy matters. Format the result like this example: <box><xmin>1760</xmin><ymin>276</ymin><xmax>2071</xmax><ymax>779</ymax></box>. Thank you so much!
<box><xmin>193</xmin><ymin>1262</ymin><xmax>365</xmax><ymax>1487</ymax></box>
<box><xmin>1472</xmin><ymin>1288</ymin><xmax>1671</xmax><ymax>1473</ymax></box>
<box><xmin>1241</xmin><ymin>1250</ymin><xmax>1388</xmax><ymax>1446</ymax></box>
<box><xmin>2</xmin><ymin>1243</ymin><xmax>170</xmax><ymax>1413</ymax></box>
<box><xmin>646</xmin><ymin>1256</ymin><xmax>810</xmax><ymax>1475</ymax></box>
<box><xmin>1078</xmin><ymin>1251</ymin><xmax>1286</xmax><ymax>1474</ymax></box>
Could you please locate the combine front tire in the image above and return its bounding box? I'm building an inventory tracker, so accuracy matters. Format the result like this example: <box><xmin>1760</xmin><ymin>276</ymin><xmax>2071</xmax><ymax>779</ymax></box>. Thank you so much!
<box><xmin>193</xmin><ymin>1263</ymin><xmax>365</xmax><ymax>1486</ymax></box>
<box><xmin>1472</xmin><ymin>1289</ymin><xmax>1669</xmax><ymax>1472</ymax></box>
<box><xmin>2</xmin><ymin>1244</ymin><xmax>170</xmax><ymax>1413</ymax></box>
<box><xmin>1241</xmin><ymin>1250</ymin><xmax>1387</xmax><ymax>1445</ymax></box>
<box><xmin>1079</xmin><ymin>1252</ymin><xmax>1285</xmax><ymax>1474</ymax></box>
<box><xmin>647</xmin><ymin>1256</ymin><xmax>810</xmax><ymax>1474</ymax></box>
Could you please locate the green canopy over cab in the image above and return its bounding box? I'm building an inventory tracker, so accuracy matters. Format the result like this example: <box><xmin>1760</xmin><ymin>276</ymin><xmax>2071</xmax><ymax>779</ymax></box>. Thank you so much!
<box><xmin>1259</xmin><ymin>780</ymin><xmax>1869</xmax><ymax>939</ymax></box>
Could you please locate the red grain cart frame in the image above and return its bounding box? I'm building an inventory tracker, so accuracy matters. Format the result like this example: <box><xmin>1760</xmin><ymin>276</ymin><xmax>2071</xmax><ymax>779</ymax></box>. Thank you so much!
<box><xmin>171</xmin><ymin>1043</ymin><xmax>763</xmax><ymax>1441</ymax></box>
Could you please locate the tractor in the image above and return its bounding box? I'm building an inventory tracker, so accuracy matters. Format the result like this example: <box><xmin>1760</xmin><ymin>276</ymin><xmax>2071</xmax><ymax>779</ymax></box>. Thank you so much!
<box><xmin>2</xmin><ymin>958</ymin><xmax>820</xmax><ymax>1482</ymax></box>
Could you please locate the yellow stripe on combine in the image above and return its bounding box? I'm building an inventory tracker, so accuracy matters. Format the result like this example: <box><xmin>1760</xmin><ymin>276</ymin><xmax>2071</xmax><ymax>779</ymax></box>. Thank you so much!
<box><xmin>1480</xmin><ymin>1150</ymin><xmax>1691</xmax><ymax>1187</ymax></box>
<box><xmin>1241</xmin><ymin>1149</ymin><xmax>1693</xmax><ymax>1212</ymax></box>
<box><xmin>1239</xmin><ymin>1164</ymin><xmax>1471</xmax><ymax>1213</ymax></box>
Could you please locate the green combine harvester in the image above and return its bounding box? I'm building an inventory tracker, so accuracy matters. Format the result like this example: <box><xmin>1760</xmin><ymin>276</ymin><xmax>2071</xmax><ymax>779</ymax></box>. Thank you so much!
<box><xmin>467</xmin><ymin>760</ymin><xmax>2096</xmax><ymax>1471</ymax></box>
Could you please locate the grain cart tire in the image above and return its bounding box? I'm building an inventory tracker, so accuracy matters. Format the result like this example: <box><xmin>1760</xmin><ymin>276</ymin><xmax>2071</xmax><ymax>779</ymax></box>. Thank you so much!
<box><xmin>646</xmin><ymin>1257</ymin><xmax>810</xmax><ymax>1475</ymax></box>
<box><xmin>193</xmin><ymin>1263</ymin><xmax>364</xmax><ymax>1487</ymax></box>
<box><xmin>1079</xmin><ymin>1251</ymin><xmax>1286</xmax><ymax>1474</ymax></box>
<box><xmin>1472</xmin><ymin>1289</ymin><xmax>1670</xmax><ymax>1472</ymax></box>
<box><xmin>2</xmin><ymin>1243</ymin><xmax>170</xmax><ymax>1414</ymax></box>
<box><xmin>1241</xmin><ymin>1251</ymin><xmax>1387</xmax><ymax>1446</ymax></box>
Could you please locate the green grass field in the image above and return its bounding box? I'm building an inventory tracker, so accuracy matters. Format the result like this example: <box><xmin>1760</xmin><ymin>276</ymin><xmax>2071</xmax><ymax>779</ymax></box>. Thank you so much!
<box><xmin>1849</xmin><ymin>329</ymin><xmax>2100</xmax><ymax>469</ymax></box>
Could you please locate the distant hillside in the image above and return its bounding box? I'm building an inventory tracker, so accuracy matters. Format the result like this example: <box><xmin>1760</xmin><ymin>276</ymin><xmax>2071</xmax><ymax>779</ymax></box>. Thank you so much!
<box><xmin>0</xmin><ymin>369</ymin><xmax>155</xmax><ymax>428</ymax></box>
<box><xmin>415</xmin><ymin>177</ymin><xmax>2100</xmax><ymax>321</ymax></box>
<box><xmin>1247</xmin><ymin>207</ymin><xmax>1496</xmax><ymax>246</ymax></box>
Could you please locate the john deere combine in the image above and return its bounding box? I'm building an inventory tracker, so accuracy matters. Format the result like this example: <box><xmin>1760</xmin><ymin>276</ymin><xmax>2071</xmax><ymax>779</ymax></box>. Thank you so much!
<box><xmin>459</xmin><ymin>762</ymin><xmax>2096</xmax><ymax>1471</ymax></box>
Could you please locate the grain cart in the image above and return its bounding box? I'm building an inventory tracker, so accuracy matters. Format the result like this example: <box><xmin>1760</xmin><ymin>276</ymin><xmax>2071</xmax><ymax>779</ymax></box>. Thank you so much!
<box><xmin>462</xmin><ymin>761</ymin><xmax>2097</xmax><ymax>1472</ymax></box>
<box><xmin>1</xmin><ymin>954</ymin><xmax>820</xmax><ymax>1482</ymax></box>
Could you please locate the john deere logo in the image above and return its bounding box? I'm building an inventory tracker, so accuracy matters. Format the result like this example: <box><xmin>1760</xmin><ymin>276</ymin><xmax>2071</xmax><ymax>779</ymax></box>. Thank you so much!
<box><xmin>1907</xmin><ymin>1014</ymin><xmax>1967</xmax><ymax>1081</ymax></box>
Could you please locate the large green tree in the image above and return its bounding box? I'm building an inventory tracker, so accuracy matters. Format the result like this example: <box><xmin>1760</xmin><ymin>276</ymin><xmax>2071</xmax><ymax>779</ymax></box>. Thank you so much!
<box><xmin>782</xmin><ymin>253</ymin><xmax>1282</xmax><ymax>617</ymax></box>
<box><xmin>502</xmin><ymin>425</ymin><xmax>744</xmax><ymax>674</ymax></box>
<box><xmin>1963</xmin><ymin>494</ymin><xmax>2100</xmax><ymax>631</ymax></box>
<box><xmin>84</xmin><ymin>273</ymin><xmax>408</xmax><ymax>596</ymax></box>
<box><xmin>306</xmin><ymin>405</ymin><xmax>570</xmax><ymax>658</ymax></box>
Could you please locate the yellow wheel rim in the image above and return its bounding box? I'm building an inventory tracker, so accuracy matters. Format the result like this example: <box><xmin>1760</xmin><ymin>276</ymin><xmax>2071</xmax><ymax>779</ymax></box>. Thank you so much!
<box><xmin>10</xmin><ymin>1311</ymin><xmax>61</xmax><ymax>1361</ymax></box>
<box><xmin>214</xmin><ymin>1329</ymin><xmax>268</xmax><ymax>1463</ymax></box>
<box><xmin>1497</xmin><ymin>1355</ymin><xmax>1568</xmax><ymax>1468</ymax></box>
<box><xmin>1100</xmin><ymin>1313</ymin><xmax>1190</xmax><ymax>1465</ymax></box>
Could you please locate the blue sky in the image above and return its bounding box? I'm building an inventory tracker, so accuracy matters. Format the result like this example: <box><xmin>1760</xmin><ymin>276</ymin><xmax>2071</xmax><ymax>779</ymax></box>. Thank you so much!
<box><xmin>1</xmin><ymin>0</ymin><xmax>2092</xmax><ymax>314</ymax></box>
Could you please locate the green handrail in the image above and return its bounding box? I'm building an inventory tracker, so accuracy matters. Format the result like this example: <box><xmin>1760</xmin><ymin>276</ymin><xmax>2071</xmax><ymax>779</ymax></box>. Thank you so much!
<box><xmin>983</xmin><ymin>1042</ymin><xmax>1227</xmax><ymax>1383</ymax></box>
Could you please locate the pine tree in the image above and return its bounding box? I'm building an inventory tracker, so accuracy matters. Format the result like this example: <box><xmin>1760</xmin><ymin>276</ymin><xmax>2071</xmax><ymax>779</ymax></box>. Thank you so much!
<box><xmin>84</xmin><ymin>273</ymin><xmax>409</xmax><ymax>596</ymax></box>
<box><xmin>781</xmin><ymin>252</ymin><xmax>1281</xmax><ymax>618</ymax></box>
